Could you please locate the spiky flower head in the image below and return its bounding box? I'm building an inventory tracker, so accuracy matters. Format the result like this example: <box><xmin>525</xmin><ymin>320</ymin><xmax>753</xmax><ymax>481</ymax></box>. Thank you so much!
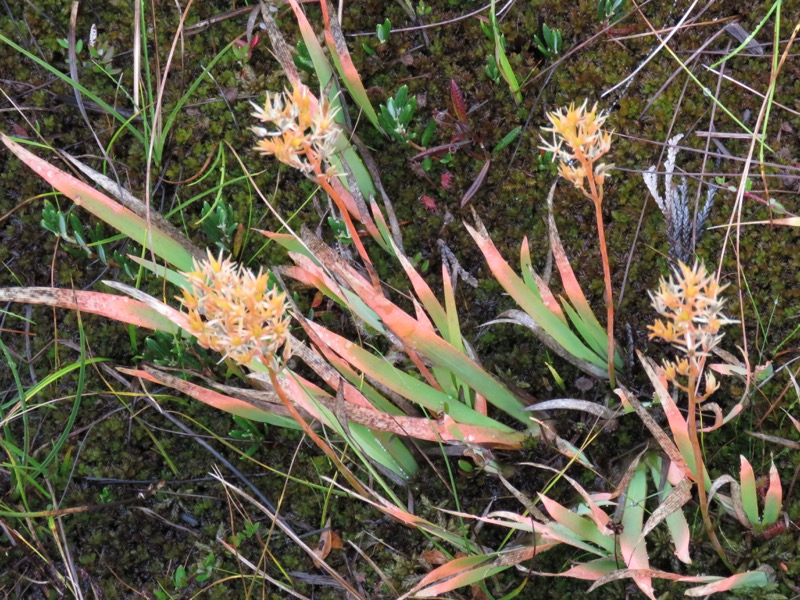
<box><xmin>648</xmin><ymin>261</ymin><xmax>736</xmax><ymax>395</ymax></box>
<box><xmin>179</xmin><ymin>250</ymin><xmax>291</xmax><ymax>367</ymax></box>
<box><xmin>539</xmin><ymin>100</ymin><xmax>614</xmax><ymax>190</ymax></box>
<box><xmin>251</xmin><ymin>84</ymin><xmax>340</xmax><ymax>178</ymax></box>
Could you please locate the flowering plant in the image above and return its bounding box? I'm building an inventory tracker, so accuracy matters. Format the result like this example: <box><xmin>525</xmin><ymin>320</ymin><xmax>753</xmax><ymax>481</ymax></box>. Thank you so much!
<box><xmin>540</xmin><ymin>101</ymin><xmax>617</xmax><ymax>382</ymax></box>
<box><xmin>251</xmin><ymin>84</ymin><xmax>340</xmax><ymax>178</ymax></box>
<box><xmin>180</xmin><ymin>250</ymin><xmax>291</xmax><ymax>367</ymax></box>
<box><xmin>540</xmin><ymin>100</ymin><xmax>614</xmax><ymax>191</ymax></box>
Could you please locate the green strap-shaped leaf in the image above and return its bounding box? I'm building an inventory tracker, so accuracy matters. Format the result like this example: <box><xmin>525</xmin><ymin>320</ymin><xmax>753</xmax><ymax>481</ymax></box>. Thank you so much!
<box><xmin>2</xmin><ymin>136</ymin><xmax>198</xmax><ymax>273</ymax></box>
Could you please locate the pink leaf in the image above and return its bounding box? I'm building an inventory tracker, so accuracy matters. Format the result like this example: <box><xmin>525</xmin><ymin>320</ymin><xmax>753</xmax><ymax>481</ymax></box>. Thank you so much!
<box><xmin>684</xmin><ymin>567</ymin><xmax>774</xmax><ymax>596</ymax></box>
<box><xmin>762</xmin><ymin>460</ymin><xmax>782</xmax><ymax>526</ymax></box>
<box><xmin>120</xmin><ymin>367</ymin><xmax>283</xmax><ymax>422</ymax></box>
<box><xmin>419</xmin><ymin>195</ymin><xmax>438</xmax><ymax>211</ymax></box>
<box><xmin>449</xmin><ymin>80</ymin><xmax>468</xmax><ymax>123</ymax></box>
<box><xmin>0</xmin><ymin>287</ymin><xmax>184</xmax><ymax>333</ymax></box>
<box><xmin>739</xmin><ymin>456</ymin><xmax>760</xmax><ymax>526</ymax></box>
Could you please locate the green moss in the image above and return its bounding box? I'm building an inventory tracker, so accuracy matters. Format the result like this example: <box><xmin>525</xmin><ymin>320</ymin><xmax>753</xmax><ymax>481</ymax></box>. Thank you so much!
<box><xmin>2</xmin><ymin>0</ymin><xmax>800</xmax><ymax>597</ymax></box>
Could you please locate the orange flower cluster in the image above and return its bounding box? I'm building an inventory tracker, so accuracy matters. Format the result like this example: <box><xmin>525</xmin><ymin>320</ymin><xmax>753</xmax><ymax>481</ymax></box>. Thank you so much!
<box><xmin>251</xmin><ymin>84</ymin><xmax>339</xmax><ymax>178</ymax></box>
<box><xmin>648</xmin><ymin>261</ymin><xmax>735</xmax><ymax>394</ymax></box>
<box><xmin>540</xmin><ymin>100</ymin><xmax>613</xmax><ymax>190</ymax></box>
<box><xmin>179</xmin><ymin>250</ymin><xmax>291</xmax><ymax>367</ymax></box>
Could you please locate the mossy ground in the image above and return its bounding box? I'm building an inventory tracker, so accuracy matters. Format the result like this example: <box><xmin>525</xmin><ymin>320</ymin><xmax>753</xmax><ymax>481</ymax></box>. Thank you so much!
<box><xmin>1</xmin><ymin>0</ymin><xmax>800</xmax><ymax>598</ymax></box>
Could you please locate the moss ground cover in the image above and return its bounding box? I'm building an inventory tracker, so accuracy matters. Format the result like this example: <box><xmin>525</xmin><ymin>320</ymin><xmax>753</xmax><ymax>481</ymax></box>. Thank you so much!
<box><xmin>1</xmin><ymin>0</ymin><xmax>800</xmax><ymax>597</ymax></box>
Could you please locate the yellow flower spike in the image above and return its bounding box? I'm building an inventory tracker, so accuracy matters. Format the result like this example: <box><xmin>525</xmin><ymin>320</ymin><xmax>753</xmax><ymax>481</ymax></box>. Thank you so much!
<box><xmin>675</xmin><ymin>358</ymin><xmax>691</xmax><ymax>376</ymax></box>
<box><xmin>540</xmin><ymin>99</ymin><xmax>618</xmax><ymax>383</ymax></box>
<box><xmin>649</xmin><ymin>261</ymin><xmax>736</xmax><ymax>381</ymax></box>
<box><xmin>179</xmin><ymin>251</ymin><xmax>292</xmax><ymax>366</ymax></box>
<box><xmin>648</xmin><ymin>261</ymin><xmax>740</xmax><ymax>569</ymax></box>
<box><xmin>251</xmin><ymin>83</ymin><xmax>340</xmax><ymax>178</ymax></box>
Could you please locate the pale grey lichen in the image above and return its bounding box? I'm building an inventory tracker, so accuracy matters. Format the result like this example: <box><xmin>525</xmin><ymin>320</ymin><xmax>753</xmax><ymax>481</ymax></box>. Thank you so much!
<box><xmin>643</xmin><ymin>134</ymin><xmax>715</xmax><ymax>263</ymax></box>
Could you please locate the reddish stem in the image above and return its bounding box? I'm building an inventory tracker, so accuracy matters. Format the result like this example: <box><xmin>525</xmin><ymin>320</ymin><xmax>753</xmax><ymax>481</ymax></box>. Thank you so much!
<box><xmin>581</xmin><ymin>159</ymin><xmax>615</xmax><ymax>385</ymax></box>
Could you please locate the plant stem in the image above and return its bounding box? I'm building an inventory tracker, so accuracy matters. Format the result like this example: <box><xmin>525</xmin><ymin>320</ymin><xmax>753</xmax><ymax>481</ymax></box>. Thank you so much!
<box><xmin>267</xmin><ymin>368</ymin><xmax>369</xmax><ymax>498</ymax></box>
<box><xmin>593</xmin><ymin>200</ymin><xmax>615</xmax><ymax>386</ymax></box>
<box><xmin>686</xmin><ymin>369</ymin><xmax>734</xmax><ymax>571</ymax></box>
<box><xmin>584</xmin><ymin>166</ymin><xmax>615</xmax><ymax>385</ymax></box>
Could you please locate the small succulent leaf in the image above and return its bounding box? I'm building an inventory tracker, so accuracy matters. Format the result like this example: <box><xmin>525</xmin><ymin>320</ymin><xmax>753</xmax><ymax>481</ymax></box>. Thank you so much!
<box><xmin>375</xmin><ymin>19</ymin><xmax>391</xmax><ymax>44</ymax></box>
<box><xmin>491</xmin><ymin>126</ymin><xmax>521</xmax><ymax>154</ymax></box>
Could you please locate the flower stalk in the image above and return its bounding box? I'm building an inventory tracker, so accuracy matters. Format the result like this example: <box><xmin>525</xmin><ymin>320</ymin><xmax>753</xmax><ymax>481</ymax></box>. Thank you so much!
<box><xmin>251</xmin><ymin>83</ymin><xmax>380</xmax><ymax>285</ymax></box>
<box><xmin>540</xmin><ymin>101</ymin><xmax>616</xmax><ymax>383</ymax></box>
<box><xmin>649</xmin><ymin>261</ymin><xmax>737</xmax><ymax>570</ymax></box>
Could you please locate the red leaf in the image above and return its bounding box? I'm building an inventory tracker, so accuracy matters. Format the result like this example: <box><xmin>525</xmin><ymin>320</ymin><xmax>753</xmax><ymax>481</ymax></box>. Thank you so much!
<box><xmin>10</xmin><ymin>122</ymin><xmax>30</xmax><ymax>138</ymax></box>
<box><xmin>440</xmin><ymin>171</ymin><xmax>453</xmax><ymax>190</ymax></box>
<box><xmin>419</xmin><ymin>195</ymin><xmax>438</xmax><ymax>211</ymax></box>
<box><xmin>450</xmin><ymin>80</ymin><xmax>468</xmax><ymax>123</ymax></box>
